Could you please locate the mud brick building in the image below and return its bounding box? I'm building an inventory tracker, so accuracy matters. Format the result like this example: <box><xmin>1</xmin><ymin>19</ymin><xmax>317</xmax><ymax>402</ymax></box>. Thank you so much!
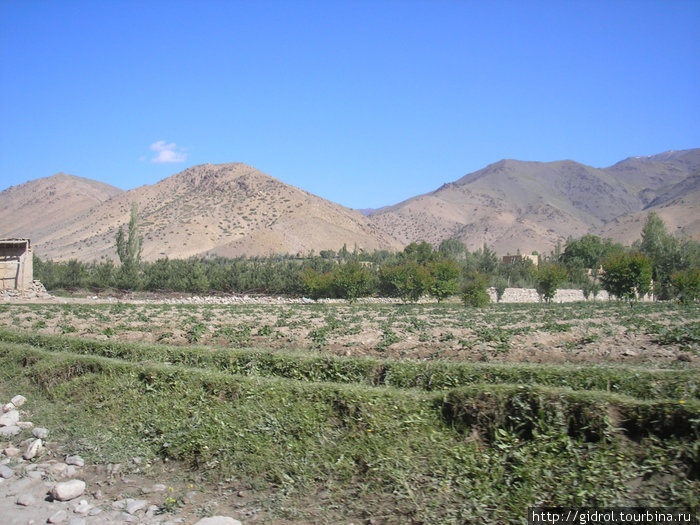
<box><xmin>0</xmin><ymin>239</ymin><xmax>33</xmax><ymax>292</ymax></box>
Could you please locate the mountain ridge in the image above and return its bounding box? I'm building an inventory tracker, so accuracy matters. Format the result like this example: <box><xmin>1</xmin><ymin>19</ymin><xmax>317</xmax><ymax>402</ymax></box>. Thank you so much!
<box><xmin>1</xmin><ymin>149</ymin><xmax>697</xmax><ymax>261</ymax></box>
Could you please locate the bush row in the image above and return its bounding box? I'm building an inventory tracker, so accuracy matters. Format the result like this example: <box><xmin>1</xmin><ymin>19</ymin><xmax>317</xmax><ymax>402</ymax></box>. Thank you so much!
<box><xmin>1</xmin><ymin>328</ymin><xmax>696</xmax><ymax>400</ymax></box>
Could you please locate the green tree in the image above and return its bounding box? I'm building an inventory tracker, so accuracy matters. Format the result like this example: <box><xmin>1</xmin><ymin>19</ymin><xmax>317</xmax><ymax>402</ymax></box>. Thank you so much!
<box><xmin>670</xmin><ymin>268</ymin><xmax>700</xmax><ymax>304</ymax></box>
<box><xmin>402</xmin><ymin>241</ymin><xmax>435</xmax><ymax>264</ymax></box>
<box><xmin>475</xmin><ymin>243</ymin><xmax>499</xmax><ymax>274</ymax></box>
<box><xmin>331</xmin><ymin>262</ymin><xmax>373</xmax><ymax>302</ymax></box>
<box><xmin>301</xmin><ymin>267</ymin><xmax>334</xmax><ymax>299</ymax></box>
<box><xmin>600</xmin><ymin>252</ymin><xmax>652</xmax><ymax>304</ymax></box>
<box><xmin>427</xmin><ymin>259</ymin><xmax>461</xmax><ymax>302</ymax></box>
<box><xmin>639</xmin><ymin>212</ymin><xmax>680</xmax><ymax>299</ymax></box>
<box><xmin>561</xmin><ymin>234</ymin><xmax>622</xmax><ymax>270</ymax></box>
<box><xmin>534</xmin><ymin>263</ymin><xmax>568</xmax><ymax>303</ymax></box>
<box><xmin>379</xmin><ymin>262</ymin><xmax>433</xmax><ymax>303</ymax></box>
<box><xmin>115</xmin><ymin>202</ymin><xmax>143</xmax><ymax>288</ymax></box>
<box><xmin>438</xmin><ymin>239</ymin><xmax>467</xmax><ymax>260</ymax></box>
<box><xmin>461</xmin><ymin>271</ymin><xmax>491</xmax><ymax>307</ymax></box>
<box><xmin>490</xmin><ymin>275</ymin><xmax>508</xmax><ymax>302</ymax></box>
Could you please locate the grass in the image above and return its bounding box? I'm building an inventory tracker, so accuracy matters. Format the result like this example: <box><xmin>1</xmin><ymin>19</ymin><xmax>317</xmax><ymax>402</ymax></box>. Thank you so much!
<box><xmin>0</xmin><ymin>328</ymin><xmax>696</xmax><ymax>401</ymax></box>
<box><xmin>0</xmin><ymin>334</ymin><xmax>698</xmax><ymax>523</ymax></box>
<box><xmin>0</xmin><ymin>301</ymin><xmax>698</xmax><ymax>522</ymax></box>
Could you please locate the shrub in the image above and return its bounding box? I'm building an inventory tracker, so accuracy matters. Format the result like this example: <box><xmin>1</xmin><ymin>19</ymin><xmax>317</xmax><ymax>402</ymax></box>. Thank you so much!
<box><xmin>462</xmin><ymin>271</ymin><xmax>490</xmax><ymax>307</ymax></box>
<box><xmin>671</xmin><ymin>268</ymin><xmax>700</xmax><ymax>304</ymax></box>
<box><xmin>535</xmin><ymin>263</ymin><xmax>568</xmax><ymax>303</ymax></box>
<box><xmin>427</xmin><ymin>259</ymin><xmax>461</xmax><ymax>302</ymax></box>
<box><xmin>601</xmin><ymin>252</ymin><xmax>652</xmax><ymax>304</ymax></box>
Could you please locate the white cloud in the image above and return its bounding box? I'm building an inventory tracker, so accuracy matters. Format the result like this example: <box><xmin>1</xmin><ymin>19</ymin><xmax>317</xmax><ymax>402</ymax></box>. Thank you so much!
<box><xmin>150</xmin><ymin>140</ymin><xmax>187</xmax><ymax>163</ymax></box>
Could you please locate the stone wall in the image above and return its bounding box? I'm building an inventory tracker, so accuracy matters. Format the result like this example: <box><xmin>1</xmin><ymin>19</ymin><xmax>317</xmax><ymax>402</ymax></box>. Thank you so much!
<box><xmin>487</xmin><ymin>287</ymin><xmax>654</xmax><ymax>303</ymax></box>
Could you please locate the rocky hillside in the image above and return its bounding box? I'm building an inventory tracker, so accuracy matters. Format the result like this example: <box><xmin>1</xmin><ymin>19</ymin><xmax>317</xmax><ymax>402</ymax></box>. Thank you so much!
<box><xmin>2</xmin><ymin>150</ymin><xmax>697</xmax><ymax>261</ymax></box>
<box><xmin>0</xmin><ymin>163</ymin><xmax>402</xmax><ymax>261</ymax></box>
<box><xmin>369</xmin><ymin>149</ymin><xmax>700</xmax><ymax>254</ymax></box>
<box><xmin>0</xmin><ymin>173</ymin><xmax>123</xmax><ymax>240</ymax></box>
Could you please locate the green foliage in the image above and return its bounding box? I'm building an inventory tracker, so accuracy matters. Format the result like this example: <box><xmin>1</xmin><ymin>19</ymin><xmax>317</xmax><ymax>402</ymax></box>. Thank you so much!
<box><xmin>491</xmin><ymin>275</ymin><xmax>508</xmax><ymax>302</ymax></box>
<box><xmin>638</xmin><ymin>212</ymin><xmax>682</xmax><ymax>299</ymax></box>
<box><xmin>462</xmin><ymin>271</ymin><xmax>491</xmax><ymax>307</ymax></box>
<box><xmin>331</xmin><ymin>262</ymin><xmax>374</xmax><ymax>302</ymax></box>
<box><xmin>671</xmin><ymin>268</ymin><xmax>700</xmax><ymax>304</ymax></box>
<box><xmin>535</xmin><ymin>263</ymin><xmax>568</xmax><ymax>303</ymax></box>
<box><xmin>0</xmin><ymin>337</ymin><xmax>697</xmax><ymax>523</ymax></box>
<box><xmin>300</xmin><ymin>267</ymin><xmax>333</xmax><ymax>299</ymax></box>
<box><xmin>561</xmin><ymin>234</ymin><xmax>622</xmax><ymax>270</ymax></box>
<box><xmin>438</xmin><ymin>239</ymin><xmax>467</xmax><ymax>260</ymax></box>
<box><xmin>115</xmin><ymin>202</ymin><xmax>143</xmax><ymax>288</ymax></box>
<box><xmin>379</xmin><ymin>262</ymin><xmax>433</xmax><ymax>302</ymax></box>
<box><xmin>427</xmin><ymin>259</ymin><xmax>461</xmax><ymax>302</ymax></box>
<box><xmin>601</xmin><ymin>252</ymin><xmax>653</xmax><ymax>304</ymax></box>
<box><xmin>401</xmin><ymin>241</ymin><xmax>436</xmax><ymax>264</ymax></box>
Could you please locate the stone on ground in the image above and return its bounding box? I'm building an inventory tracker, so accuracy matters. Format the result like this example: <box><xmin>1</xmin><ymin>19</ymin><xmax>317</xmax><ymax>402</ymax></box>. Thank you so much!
<box><xmin>193</xmin><ymin>517</ymin><xmax>243</xmax><ymax>525</ymax></box>
<box><xmin>32</xmin><ymin>427</ymin><xmax>49</xmax><ymax>439</ymax></box>
<box><xmin>0</xmin><ymin>409</ymin><xmax>19</xmax><ymax>427</ymax></box>
<box><xmin>65</xmin><ymin>455</ymin><xmax>85</xmax><ymax>467</ymax></box>
<box><xmin>23</xmin><ymin>438</ymin><xmax>43</xmax><ymax>460</ymax></box>
<box><xmin>50</xmin><ymin>479</ymin><xmax>86</xmax><ymax>501</ymax></box>
<box><xmin>10</xmin><ymin>395</ymin><xmax>26</xmax><ymax>407</ymax></box>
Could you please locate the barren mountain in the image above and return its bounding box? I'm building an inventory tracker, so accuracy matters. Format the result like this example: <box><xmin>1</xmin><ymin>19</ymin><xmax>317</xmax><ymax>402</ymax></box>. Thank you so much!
<box><xmin>1</xmin><ymin>163</ymin><xmax>401</xmax><ymax>261</ymax></box>
<box><xmin>369</xmin><ymin>149</ymin><xmax>700</xmax><ymax>254</ymax></box>
<box><xmin>2</xmin><ymin>150</ymin><xmax>697</xmax><ymax>262</ymax></box>
<box><xmin>0</xmin><ymin>173</ymin><xmax>123</xmax><ymax>239</ymax></box>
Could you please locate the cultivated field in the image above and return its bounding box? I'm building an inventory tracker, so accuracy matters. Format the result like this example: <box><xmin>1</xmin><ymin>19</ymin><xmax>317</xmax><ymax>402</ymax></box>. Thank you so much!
<box><xmin>0</xmin><ymin>301</ymin><xmax>698</xmax><ymax>365</ymax></box>
<box><xmin>0</xmin><ymin>300</ymin><xmax>698</xmax><ymax>523</ymax></box>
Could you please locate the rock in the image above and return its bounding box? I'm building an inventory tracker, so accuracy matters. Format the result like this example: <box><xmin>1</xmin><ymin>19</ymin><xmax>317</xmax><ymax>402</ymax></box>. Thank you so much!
<box><xmin>11</xmin><ymin>395</ymin><xmax>27</xmax><ymax>407</ymax></box>
<box><xmin>23</xmin><ymin>438</ymin><xmax>43</xmax><ymax>460</ymax></box>
<box><xmin>3</xmin><ymin>446</ymin><xmax>21</xmax><ymax>457</ymax></box>
<box><xmin>115</xmin><ymin>512</ymin><xmax>139</xmax><ymax>523</ymax></box>
<box><xmin>62</xmin><ymin>465</ymin><xmax>79</xmax><ymax>478</ymax></box>
<box><xmin>48</xmin><ymin>509</ymin><xmax>69</xmax><ymax>523</ymax></box>
<box><xmin>68</xmin><ymin>518</ymin><xmax>86</xmax><ymax>525</ymax></box>
<box><xmin>0</xmin><ymin>425</ymin><xmax>21</xmax><ymax>438</ymax></box>
<box><xmin>0</xmin><ymin>465</ymin><xmax>15</xmax><ymax>478</ymax></box>
<box><xmin>0</xmin><ymin>409</ymin><xmax>20</xmax><ymax>426</ymax></box>
<box><xmin>141</xmin><ymin>483</ymin><xmax>167</xmax><ymax>493</ymax></box>
<box><xmin>73</xmin><ymin>499</ymin><xmax>92</xmax><ymax>514</ymax></box>
<box><xmin>50</xmin><ymin>479</ymin><xmax>86</xmax><ymax>501</ymax></box>
<box><xmin>27</xmin><ymin>469</ymin><xmax>44</xmax><ymax>479</ymax></box>
<box><xmin>17</xmin><ymin>421</ymin><xmax>34</xmax><ymax>429</ymax></box>
<box><xmin>126</xmin><ymin>498</ymin><xmax>148</xmax><ymax>514</ymax></box>
<box><xmin>88</xmin><ymin>507</ymin><xmax>103</xmax><ymax>516</ymax></box>
<box><xmin>112</xmin><ymin>498</ymin><xmax>128</xmax><ymax>510</ymax></box>
<box><xmin>2</xmin><ymin>402</ymin><xmax>15</xmax><ymax>412</ymax></box>
<box><xmin>32</xmin><ymin>427</ymin><xmax>49</xmax><ymax>439</ymax></box>
<box><xmin>193</xmin><ymin>518</ymin><xmax>243</xmax><ymax>525</ymax></box>
<box><xmin>49</xmin><ymin>462</ymin><xmax>68</xmax><ymax>476</ymax></box>
<box><xmin>65</xmin><ymin>455</ymin><xmax>85</xmax><ymax>467</ymax></box>
<box><xmin>16</xmin><ymin>492</ymin><xmax>36</xmax><ymax>506</ymax></box>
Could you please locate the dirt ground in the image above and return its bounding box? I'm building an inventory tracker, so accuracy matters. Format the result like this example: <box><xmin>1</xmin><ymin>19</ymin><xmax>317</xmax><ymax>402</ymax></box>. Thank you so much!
<box><xmin>0</xmin><ymin>293</ymin><xmax>697</xmax><ymax>367</ymax></box>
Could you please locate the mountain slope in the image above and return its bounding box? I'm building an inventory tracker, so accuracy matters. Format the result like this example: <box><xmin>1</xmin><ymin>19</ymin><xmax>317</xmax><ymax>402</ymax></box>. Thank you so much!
<box><xmin>0</xmin><ymin>173</ymin><xmax>123</xmax><ymax>239</ymax></box>
<box><xmin>4</xmin><ymin>163</ymin><xmax>402</xmax><ymax>261</ymax></box>
<box><xmin>369</xmin><ymin>149</ymin><xmax>700</xmax><ymax>254</ymax></box>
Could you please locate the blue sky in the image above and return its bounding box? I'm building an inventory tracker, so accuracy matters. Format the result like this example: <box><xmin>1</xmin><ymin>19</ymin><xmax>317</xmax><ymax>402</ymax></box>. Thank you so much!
<box><xmin>1</xmin><ymin>0</ymin><xmax>698</xmax><ymax>209</ymax></box>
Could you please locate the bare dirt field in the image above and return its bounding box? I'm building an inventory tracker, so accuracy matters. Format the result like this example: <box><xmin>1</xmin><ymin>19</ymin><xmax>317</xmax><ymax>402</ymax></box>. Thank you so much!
<box><xmin>0</xmin><ymin>295</ymin><xmax>697</xmax><ymax>367</ymax></box>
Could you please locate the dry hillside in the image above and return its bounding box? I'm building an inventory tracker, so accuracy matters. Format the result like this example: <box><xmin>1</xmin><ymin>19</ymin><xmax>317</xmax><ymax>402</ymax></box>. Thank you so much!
<box><xmin>369</xmin><ymin>149</ymin><xmax>700</xmax><ymax>254</ymax></box>
<box><xmin>2</xmin><ymin>150</ymin><xmax>697</xmax><ymax>262</ymax></box>
<box><xmin>0</xmin><ymin>163</ymin><xmax>401</xmax><ymax>261</ymax></box>
<box><xmin>0</xmin><ymin>173</ymin><xmax>123</xmax><ymax>240</ymax></box>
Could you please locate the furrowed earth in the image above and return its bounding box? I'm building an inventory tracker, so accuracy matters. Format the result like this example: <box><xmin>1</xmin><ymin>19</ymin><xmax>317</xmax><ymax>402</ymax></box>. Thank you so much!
<box><xmin>0</xmin><ymin>295</ymin><xmax>698</xmax><ymax>524</ymax></box>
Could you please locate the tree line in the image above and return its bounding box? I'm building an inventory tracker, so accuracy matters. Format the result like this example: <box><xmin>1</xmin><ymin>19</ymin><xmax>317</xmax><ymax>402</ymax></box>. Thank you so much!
<box><xmin>33</xmin><ymin>207</ymin><xmax>699</xmax><ymax>304</ymax></box>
